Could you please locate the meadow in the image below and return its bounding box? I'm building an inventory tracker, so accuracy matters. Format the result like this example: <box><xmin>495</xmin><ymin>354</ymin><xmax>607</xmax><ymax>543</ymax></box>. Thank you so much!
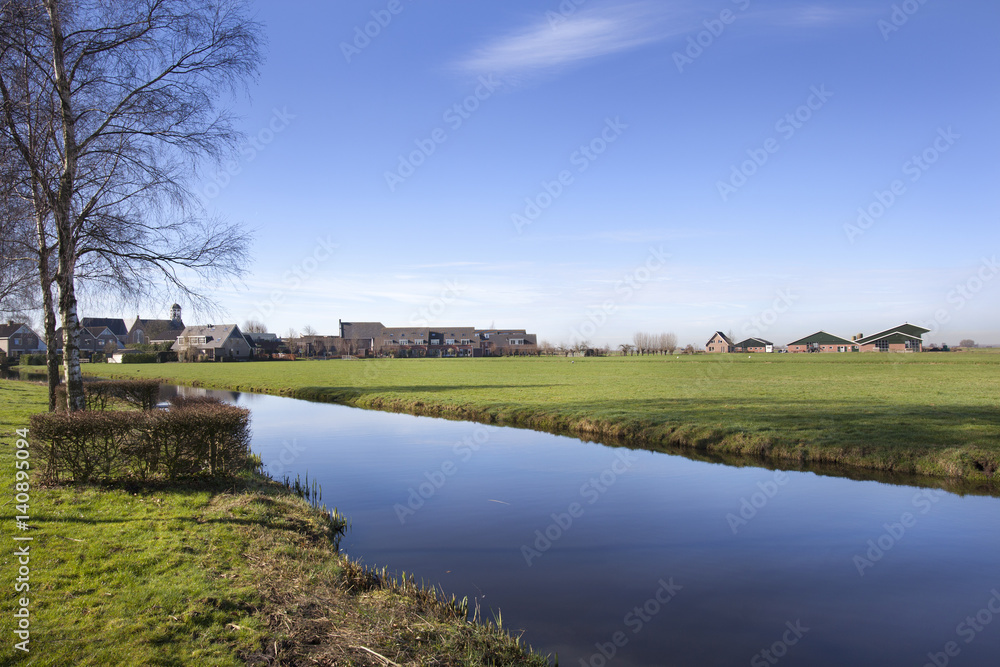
<box><xmin>81</xmin><ymin>350</ymin><xmax>1000</xmax><ymax>483</ymax></box>
<box><xmin>0</xmin><ymin>380</ymin><xmax>549</xmax><ymax>665</ymax></box>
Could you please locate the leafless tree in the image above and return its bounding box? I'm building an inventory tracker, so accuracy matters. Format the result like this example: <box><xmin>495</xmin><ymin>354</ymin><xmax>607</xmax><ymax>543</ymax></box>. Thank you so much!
<box><xmin>301</xmin><ymin>324</ymin><xmax>318</xmax><ymax>336</ymax></box>
<box><xmin>242</xmin><ymin>319</ymin><xmax>267</xmax><ymax>334</ymax></box>
<box><xmin>619</xmin><ymin>343</ymin><xmax>633</xmax><ymax>356</ymax></box>
<box><xmin>0</xmin><ymin>0</ymin><xmax>262</xmax><ymax>410</ymax></box>
<box><xmin>660</xmin><ymin>332</ymin><xmax>678</xmax><ymax>355</ymax></box>
<box><xmin>959</xmin><ymin>339</ymin><xmax>975</xmax><ymax>348</ymax></box>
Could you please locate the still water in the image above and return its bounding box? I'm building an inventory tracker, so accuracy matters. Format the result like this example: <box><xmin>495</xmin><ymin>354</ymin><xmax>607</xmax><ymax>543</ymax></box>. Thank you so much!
<box><xmin>167</xmin><ymin>386</ymin><xmax>1000</xmax><ymax>666</ymax></box>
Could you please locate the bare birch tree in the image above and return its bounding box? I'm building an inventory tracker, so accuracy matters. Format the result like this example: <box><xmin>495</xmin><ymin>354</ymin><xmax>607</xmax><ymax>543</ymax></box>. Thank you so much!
<box><xmin>0</xmin><ymin>0</ymin><xmax>262</xmax><ymax>409</ymax></box>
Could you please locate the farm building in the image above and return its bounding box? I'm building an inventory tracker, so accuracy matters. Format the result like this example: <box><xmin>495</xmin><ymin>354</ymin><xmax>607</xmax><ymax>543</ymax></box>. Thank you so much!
<box><xmin>854</xmin><ymin>323</ymin><xmax>929</xmax><ymax>352</ymax></box>
<box><xmin>787</xmin><ymin>331</ymin><xmax>856</xmax><ymax>353</ymax></box>
<box><xmin>733</xmin><ymin>337</ymin><xmax>773</xmax><ymax>353</ymax></box>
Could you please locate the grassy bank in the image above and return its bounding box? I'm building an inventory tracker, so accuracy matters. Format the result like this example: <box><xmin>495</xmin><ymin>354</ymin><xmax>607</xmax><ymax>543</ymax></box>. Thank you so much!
<box><xmin>79</xmin><ymin>351</ymin><xmax>1000</xmax><ymax>484</ymax></box>
<box><xmin>0</xmin><ymin>380</ymin><xmax>551</xmax><ymax>666</ymax></box>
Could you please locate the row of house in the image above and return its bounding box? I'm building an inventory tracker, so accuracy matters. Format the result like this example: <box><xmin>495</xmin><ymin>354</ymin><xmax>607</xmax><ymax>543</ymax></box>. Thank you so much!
<box><xmin>169</xmin><ymin>321</ymin><xmax>540</xmax><ymax>362</ymax></box>
<box><xmin>706</xmin><ymin>323</ymin><xmax>931</xmax><ymax>354</ymax></box>
<box><xmin>338</xmin><ymin>321</ymin><xmax>538</xmax><ymax>358</ymax></box>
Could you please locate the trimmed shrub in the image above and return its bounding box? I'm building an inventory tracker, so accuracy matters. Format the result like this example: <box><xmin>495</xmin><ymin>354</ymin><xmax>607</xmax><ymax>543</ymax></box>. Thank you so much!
<box><xmin>31</xmin><ymin>399</ymin><xmax>252</xmax><ymax>483</ymax></box>
<box><xmin>55</xmin><ymin>379</ymin><xmax>161</xmax><ymax>411</ymax></box>
<box><xmin>121</xmin><ymin>352</ymin><xmax>157</xmax><ymax>364</ymax></box>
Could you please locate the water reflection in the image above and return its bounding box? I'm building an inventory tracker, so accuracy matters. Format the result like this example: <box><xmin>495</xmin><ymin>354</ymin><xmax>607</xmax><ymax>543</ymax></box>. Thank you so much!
<box><xmin>182</xmin><ymin>386</ymin><xmax>1000</xmax><ymax>667</ymax></box>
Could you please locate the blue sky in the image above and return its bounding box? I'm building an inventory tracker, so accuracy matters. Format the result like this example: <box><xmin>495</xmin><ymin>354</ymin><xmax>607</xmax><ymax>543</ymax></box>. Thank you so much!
<box><xmin>173</xmin><ymin>0</ymin><xmax>998</xmax><ymax>347</ymax></box>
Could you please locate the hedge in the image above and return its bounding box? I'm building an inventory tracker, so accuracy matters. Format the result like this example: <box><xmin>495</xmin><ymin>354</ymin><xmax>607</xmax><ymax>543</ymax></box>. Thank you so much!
<box><xmin>55</xmin><ymin>379</ymin><xmax>161</xmax><ymax>411</ymax></box>
<box><xmin>121</xmin><ymin>352</ymin><xmax>158</xmax><ymax>364</ymax></box>
<box><xmin>30</xmin><ymin>398</ymin><xmax>252</xmax><ymax>483</ymax></box>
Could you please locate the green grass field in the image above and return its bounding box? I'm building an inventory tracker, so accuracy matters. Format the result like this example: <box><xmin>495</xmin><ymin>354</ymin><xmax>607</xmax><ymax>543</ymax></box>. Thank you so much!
<box><xmin>0</xmin><ymin>380</ymin><xmax>550</xmax><ymax>666</ymax></box>
<box><xmin>79</xmin><ymin>350</ymin><xmax>1000</xmax><ymax>483</ymax></box>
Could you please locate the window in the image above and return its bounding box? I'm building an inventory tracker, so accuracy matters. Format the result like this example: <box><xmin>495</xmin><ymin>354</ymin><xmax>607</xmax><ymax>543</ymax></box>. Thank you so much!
<box><xmin>876</xmin><ymin>339</ymin><xmax>889</xmax><ymax>352</ymax></box>
<box><xmin>399</xmin><ymin>339</ymin><xmax>409</xmax><ymax>345</ymax></box>
<box><xmin>483</xmin><ymin>333</ymin><xmax>490</xmax><ymax>339</ymax></box>
<box><xmin>430</xmin><ymin>340</ymin><xmax>440</xmax><ymax>345</ymax></box>
<box><xmin>461</xmin><ymin>339</ymin><xmax>471</xmax><ymax>345</ymax></box>
<box><xmin>510</xmin><ymin>339</ymin><xmax>524</xmax><ymax>345</ymax></box>
<box><xmin>445</xmin><ymin>339</ymin><xmax>455</xmax><ymax>345</ymax></box>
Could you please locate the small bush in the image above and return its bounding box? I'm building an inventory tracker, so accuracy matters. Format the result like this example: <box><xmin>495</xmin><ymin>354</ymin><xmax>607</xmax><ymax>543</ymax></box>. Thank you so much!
<box><xmin>31</xmin><ymin>399</ymin><xmax>252</xmax><ymax>483</ymax></box>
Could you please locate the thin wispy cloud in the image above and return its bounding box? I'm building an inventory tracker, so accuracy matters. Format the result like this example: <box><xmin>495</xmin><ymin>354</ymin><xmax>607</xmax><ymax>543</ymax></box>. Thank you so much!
<box><xmin>457</xmin><ymin>2</ymin><xmax>690</xmax><ymax>79</ymax></box>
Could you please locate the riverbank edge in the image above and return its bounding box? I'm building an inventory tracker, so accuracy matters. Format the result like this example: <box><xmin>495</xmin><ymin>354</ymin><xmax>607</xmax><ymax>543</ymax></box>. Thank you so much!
<box><xmin>72</xmin><ymin>366</ymin><xmax>998</xmax><ymax>488</ymax></box>
<box><xmin>0</xmin><ymin>378</ymin><xmax>552</xmax><ymax>666</ymax></box>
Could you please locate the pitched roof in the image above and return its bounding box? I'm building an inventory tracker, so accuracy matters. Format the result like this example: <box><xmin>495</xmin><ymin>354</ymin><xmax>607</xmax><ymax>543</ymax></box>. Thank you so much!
<box><xmin>787</xmin><ymin>331</ymin><xmax>855</xmax><ymax>346</ymax></box>
<box><xmin>178</xmin><ymin>324</ymin><xmax>243</xmax><ymax>349</ymax></box>
<box><xmin>855</xmin><ymin>323</ymin><xmax>929</xmax><ymax>345</ymax></box>
<box><xmin>81</xmin><ymin>318</ymin><xmax>128</xmax><ymax>337</ymax></box>
<box><xmin>340</xmin><ymin>321</ymin><xmax>385</xmax><ymax>340</ymax></box>
<box><xmin>706</xmin><ymin>331</ymin><xmax>732</xmax><ymax>346</ymax></box>
<box><xmin>0</xmin><ymin>323</ymin><xmax>30</xmax><ymax>338</ymax></box>
<box><xmin>735</xmin><ymin>337</ymin><xmax>772</xmax><ymax>348</ymax></box>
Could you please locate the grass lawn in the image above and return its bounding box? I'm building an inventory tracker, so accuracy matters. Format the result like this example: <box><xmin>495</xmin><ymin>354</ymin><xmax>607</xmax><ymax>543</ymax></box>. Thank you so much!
<box><xmin>79</xmin><ymin>350</ymin><xmax>1000</xmax><ymax>483</ymax></box>
<box><xmin>0</xmin><ymin>380</ymin><xmax>550</xmax><ymax>666</ymax></box>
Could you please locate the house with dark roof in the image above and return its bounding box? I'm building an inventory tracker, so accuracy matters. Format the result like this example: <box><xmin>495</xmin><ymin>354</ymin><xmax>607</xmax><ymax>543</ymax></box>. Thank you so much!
<box><xmin>174</xmin><ymin>324</ymin><xmax>252</xmax><ymax>361</ymax></box>
<box><xmin>733</xmin><ymin>337</ymin><xmax>773</xmax><ymax>353</ymax></box>
<box><xmin>127</xmin><ymin>303</ymin><xmax>185</xmax><ymax>344</ymax></box>
<box><xmin>787</xmin><ymin>331</ymin><xmax>857</xmax><ymax>353</ymax></box>
<box><xmin>80</xmin><ymin>318</ymin><xmax>128</xmax><ymax>343</ymax></box>
<box><xmin>474</xmin><ymin>329</ymin><xmax>538</xmax><ymax>356</ymax></box>
<box><xmin>854</xmin><ymin>323</ymin><xmax>929</xmax><ymax>353</ymax></box>
<box><xmin>706</xmin><ymin>332</ymin><xmax>733</xmax><ymax>353</ymax></box>
<box><xmin>54</xmin><ymin>326</ymin><xmax>124</xmax><ymax>356</ymax></box>
<box><xmin>0</xmin><ymin>322</ymin><xmax>45</xmax><ymax>358</ymax></box>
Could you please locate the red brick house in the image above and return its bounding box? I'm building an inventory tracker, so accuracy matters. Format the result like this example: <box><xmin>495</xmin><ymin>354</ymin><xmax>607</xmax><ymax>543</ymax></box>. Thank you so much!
<box><xmin>706</xmin><ymin>332</ymin><xmax>733</xmax><ymax>353</ymax></box>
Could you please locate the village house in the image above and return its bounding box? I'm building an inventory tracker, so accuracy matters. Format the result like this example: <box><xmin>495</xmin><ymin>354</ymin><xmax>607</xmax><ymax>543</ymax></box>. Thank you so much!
<box><xmin>733</xmin><ymin>337</ymin><xmax>773</xmax><ymax>353</ymax></box>
<box><xmin>127</xmin><ymin>304</ymin><xmax>186</xmax><ymax>345</ymax></box>
<box><xmin>80</xmin><ymin>317</ymin><xmax>129</xmax><ymax>344</ymax></box>
<box><xmin>174</xmin><ymin>324</ymin><xmax>252</xmax><ymax>361</ymax></box>
<box><xmin>787</xmin><ymin>331</ymin><xmax>857</xmax><ymax>353</ymax></box>
<box><xmin>54</xmin><ymin>326</ymin><xmax>125</xmax><ymax>357</ymax></box>
<box><xmin>854</xmin><ymin>323</ymin><xmax>930</xmax><ymax>352</ymax></box>
<box><xmin>0</xmin><ymin>322</ymin><xmax>45</xmax><ymax>359</ymax></box>
<box><xmin>475</xmin><ymin>329</ymin><xmax>538</xmax><ymax>356</ymax></box>
<box><xmin>706</xmin><ymin>332</ymin><xmax>733</xmax><ymax>353</ymax></box>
